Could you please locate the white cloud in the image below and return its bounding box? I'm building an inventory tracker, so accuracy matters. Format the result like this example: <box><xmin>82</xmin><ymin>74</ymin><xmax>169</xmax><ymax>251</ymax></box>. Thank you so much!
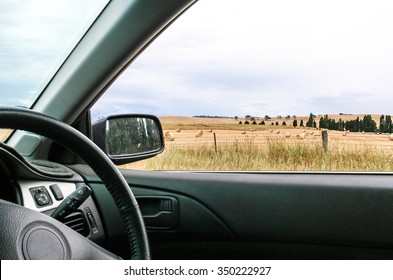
<box><xmin>92</xmin><ymin>0</ymin><xmax>393</xmax><ymax>117</ymax></box>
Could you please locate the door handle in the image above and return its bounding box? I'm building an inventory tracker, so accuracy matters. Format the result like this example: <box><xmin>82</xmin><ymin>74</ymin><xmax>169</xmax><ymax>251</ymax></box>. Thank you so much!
<box><xmin>136</xmin><ymin>196</ymin><xmax>178</xmax><ymax>231</ymax></box>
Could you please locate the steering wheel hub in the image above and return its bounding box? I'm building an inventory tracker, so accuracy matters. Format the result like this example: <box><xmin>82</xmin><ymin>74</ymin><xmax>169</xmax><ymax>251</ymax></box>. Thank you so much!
<box><xmin>22</xmin><ymin>224</ymin><xmax>69</xmax><ymax>260</ymax></box>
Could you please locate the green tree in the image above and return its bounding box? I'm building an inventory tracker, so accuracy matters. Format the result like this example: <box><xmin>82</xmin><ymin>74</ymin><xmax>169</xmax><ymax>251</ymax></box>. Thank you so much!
<box><xmin>319</xmin><ymin>115</ymin><xmax>329</xmax><ymax>129</ymax></box>
<box><xmin>363</xmin><ymin>115</ymin><xmax>377</xmax><ymax>132</ymax></box>
<box><xmin>293</xmin><ymin>119</ymin><xmax>298</xmax><ymax>127</ymax></box>
<box><xmin>337</xmin><ymin>118</ymin><xmax>344</xmax><ymax>131</ymax></box>
<box><xmin>306</xmin><ymin>113</ymin><xmax>315</xmax><ymax>127</ymax></box>
<box><xmin>355</xmin><ymin>117</ymin><xmax>360</xmax><ymax>132</ymax></box>
<box><xmin>379</xmin><ymin>115</ymin><xmax>385</xmax><ymax>132</ymax></box>
<box><xmin>319</xmin><ymin>117</ymin><xmax>324</xmax><ymax>129</ymax></box>
<box><xmin>386</xmin><ymin>115</ymin><xmax>392</xmax><ymax>133</ymax></box>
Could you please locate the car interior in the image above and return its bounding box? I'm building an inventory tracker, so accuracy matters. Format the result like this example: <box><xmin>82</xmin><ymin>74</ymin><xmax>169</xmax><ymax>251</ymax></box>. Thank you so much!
<box><xmin>1</xmin><ymin>0</ymin><xmax>393</xmax><ymax>260</ymax></box>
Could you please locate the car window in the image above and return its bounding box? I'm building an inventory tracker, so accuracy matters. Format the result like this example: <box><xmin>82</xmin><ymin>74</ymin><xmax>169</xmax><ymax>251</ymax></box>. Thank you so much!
<box><xmin>91</xmin><ymin>0</ymin><xmax>393</xmax><ymax>172</ymax></box>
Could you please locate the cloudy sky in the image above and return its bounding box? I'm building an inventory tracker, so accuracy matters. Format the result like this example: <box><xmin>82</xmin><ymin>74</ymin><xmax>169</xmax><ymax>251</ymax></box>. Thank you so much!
<box><xmin>93</xmin><ymin>0</ymin><xmax>393</xmax><ymax>119</ymax></box>
<box><xmin>1</xmin><ymin>0</ymin><xmax>393</xmax><ymax>119</ymax></box>
<box><xmin>0</xmin><ymin>0</ymin><xmax>107</xmax><ymax>106</ymax></box>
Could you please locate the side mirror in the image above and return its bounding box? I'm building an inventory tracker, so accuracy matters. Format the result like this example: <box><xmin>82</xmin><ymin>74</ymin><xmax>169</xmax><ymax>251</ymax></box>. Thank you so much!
<box><xmin>92</xmin><ymin>114</ymin><xmax>164</xmax><ymax>165</ymax></box>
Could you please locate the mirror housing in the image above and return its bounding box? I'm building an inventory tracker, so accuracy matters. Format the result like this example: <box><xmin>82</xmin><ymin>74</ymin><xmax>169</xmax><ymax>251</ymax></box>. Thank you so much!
<box><xmin>92</xmin><ymin>114</ymin><xmax>164</xmax><ymax>165</ymax></box>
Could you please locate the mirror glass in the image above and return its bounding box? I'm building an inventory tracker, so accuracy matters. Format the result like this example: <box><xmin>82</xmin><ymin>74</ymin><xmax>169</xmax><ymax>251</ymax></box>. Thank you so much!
<box><xmin>105</xmin><ymin>117</ymin><xmax>162</xmax><ymax>156</ymax></box>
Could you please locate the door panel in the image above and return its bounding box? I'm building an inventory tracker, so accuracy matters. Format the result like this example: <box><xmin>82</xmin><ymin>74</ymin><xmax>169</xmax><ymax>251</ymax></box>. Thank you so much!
<box><xmin>76</xmin><ymin>165</ymin><xmax>393</xmax><ymax>259</ymax></box>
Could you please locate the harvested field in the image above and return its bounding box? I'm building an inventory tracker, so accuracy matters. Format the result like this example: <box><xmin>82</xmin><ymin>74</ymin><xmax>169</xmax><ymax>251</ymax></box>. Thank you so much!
<box><xmin>161</xmin><ymin>128</ymin><xmax>393</xmax><ymax>152</ymax></box>
<box><xmin>122</xmin><ymin>116</ymin><xmax>393</xmax><ymax>172</ymax></box>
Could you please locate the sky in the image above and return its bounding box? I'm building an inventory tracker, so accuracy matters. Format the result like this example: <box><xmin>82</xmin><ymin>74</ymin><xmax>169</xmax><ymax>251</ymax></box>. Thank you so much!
<box><xmin>1</xmin><ymin>0</ymin><xmax>393</xmax><ymax>119</ymax></box>
<box><xmin>0</xmin><ymin>0</ymin><xmax>108</xmax><ymax>106</ymax></box>
<box><xmin>92</xmin><ymin>0</ymin><xmax>393</xmax><ymax>119</ymax></box>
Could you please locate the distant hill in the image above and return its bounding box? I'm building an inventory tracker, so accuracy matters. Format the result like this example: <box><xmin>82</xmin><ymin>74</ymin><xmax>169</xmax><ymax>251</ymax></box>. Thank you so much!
<box><xmin>160</xmin><ymin>114</ymin><xmax>386</xmax><ymax>128</ymax></box>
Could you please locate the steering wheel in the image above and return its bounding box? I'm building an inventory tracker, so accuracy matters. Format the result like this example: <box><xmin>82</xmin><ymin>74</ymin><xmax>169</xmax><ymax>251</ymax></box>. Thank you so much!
<box><xmin>0</xmin><ymin>107</ymin><xmax>150</xmax><ymax>259</ymax></box>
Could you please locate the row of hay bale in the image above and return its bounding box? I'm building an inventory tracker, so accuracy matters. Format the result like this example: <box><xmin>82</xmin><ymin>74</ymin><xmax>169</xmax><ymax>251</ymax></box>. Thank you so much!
<box><xmin>269</xmin><ymin>129</ymin><xmax>322</xmax><ymax>139</ymax></box>
<box><xmin>340</xmin><ymin>130</ymin><xmax>393</xmax><ymax>140</ymax></box>
<box><xmin>164</xmin><ymin>129</ymin><xmax>212</xmax><ymax>141</ymax></box>
<box><xmin>165</xmin><ymin>128</ymin><xmax>393</xmax><ymax>142</ymax></box>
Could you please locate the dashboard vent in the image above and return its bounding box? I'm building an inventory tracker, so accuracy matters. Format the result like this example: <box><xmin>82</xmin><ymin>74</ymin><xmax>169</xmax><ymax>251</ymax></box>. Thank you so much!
<box><xmin>63</xmin><ymin>212</ymin><xmax>89</xmax><ymax>237</ymax></box>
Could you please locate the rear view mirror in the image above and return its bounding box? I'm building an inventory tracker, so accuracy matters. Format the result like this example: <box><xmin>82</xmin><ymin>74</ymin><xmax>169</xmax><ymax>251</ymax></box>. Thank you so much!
<box><xmin>92</xmin><ymin>114</ymin><xmax>164</xmax><ymax>165</ymax></box>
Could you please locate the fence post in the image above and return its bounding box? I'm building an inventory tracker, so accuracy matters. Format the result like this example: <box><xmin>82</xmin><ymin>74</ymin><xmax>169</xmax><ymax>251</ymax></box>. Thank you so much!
<box><xmin>322</xmin><ymin>130</ymin><xmax>328</xmax><ymax>152</ymax></box>
<box><xmin>213</xmin><ymin>132</ymin><xmax>217</xmax><ymax>153</ymax></box>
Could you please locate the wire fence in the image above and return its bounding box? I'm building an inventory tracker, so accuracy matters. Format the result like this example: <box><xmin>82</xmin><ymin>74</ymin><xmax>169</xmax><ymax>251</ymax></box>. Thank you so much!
<box><xmin>164</xmin><ymin>130</ymin><xmax>393</xmax><ymax>153</ymax></box>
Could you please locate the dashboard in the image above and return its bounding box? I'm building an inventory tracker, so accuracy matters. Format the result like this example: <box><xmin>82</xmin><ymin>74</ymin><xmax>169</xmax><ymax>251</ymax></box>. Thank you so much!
<box><xmin>0</xmin><ymin>143</ymin><xmax>107</xmax><ymax>246</ymax></box>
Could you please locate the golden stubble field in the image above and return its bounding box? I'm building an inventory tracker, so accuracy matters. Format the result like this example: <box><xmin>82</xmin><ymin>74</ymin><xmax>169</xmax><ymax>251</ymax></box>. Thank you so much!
<box><xmin>123</xmin><ymin>115</ymin><xmax>393</xmax><ymax>171</ymax></box>
<box><xmin>160</xmin><ymin>116</ymin><xmax>393</xmax><ymax>150</ymax></box>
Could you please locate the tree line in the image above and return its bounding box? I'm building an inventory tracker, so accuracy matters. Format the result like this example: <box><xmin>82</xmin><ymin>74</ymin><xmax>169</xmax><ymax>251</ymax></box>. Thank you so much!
<box><xmin>318</xmin><ymin>114</ymin><xmax>392</xmax><ymax>133</ymax></box>
<box><xmin>237</xmin><ymin>112</ymin><xmax>392</xmax><ymax>133</ymax></box>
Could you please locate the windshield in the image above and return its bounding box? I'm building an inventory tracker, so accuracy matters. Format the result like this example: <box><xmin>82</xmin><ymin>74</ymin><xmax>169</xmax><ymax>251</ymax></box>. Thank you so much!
<box><xmin>0</xmin><ymin>0</ymin><xmax>109</xmax><ymax>108</ymax></box>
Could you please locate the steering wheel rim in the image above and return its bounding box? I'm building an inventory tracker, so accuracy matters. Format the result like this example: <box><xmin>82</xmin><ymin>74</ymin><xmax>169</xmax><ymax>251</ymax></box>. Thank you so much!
<box><xmin>0</xmin><ymin>107</ymin><xmax>150</xmax><ymax>259</ymax></box>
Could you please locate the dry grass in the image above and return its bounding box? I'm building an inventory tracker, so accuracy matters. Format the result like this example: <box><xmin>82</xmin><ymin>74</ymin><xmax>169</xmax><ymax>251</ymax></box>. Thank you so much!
<box><xmin>122</xmin><ymin>136</ymin><xmax>393</xmax><ymax>171</ymax></box>
<box><xmin>121</xmin><ymin>116</ymin><xmax>393</xmax><ymax>171</ymax></box>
